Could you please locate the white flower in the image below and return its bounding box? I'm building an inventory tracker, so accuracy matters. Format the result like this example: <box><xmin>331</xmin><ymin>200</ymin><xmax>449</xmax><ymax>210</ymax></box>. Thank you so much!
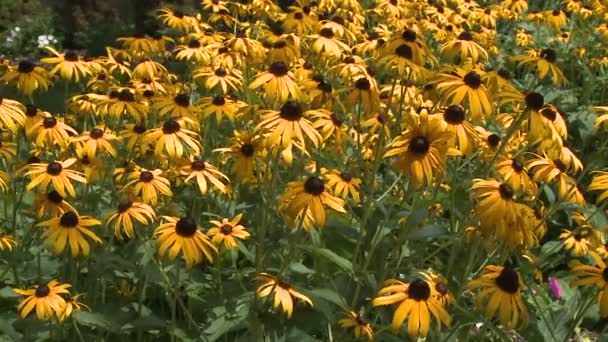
<box><xmin>37</xmin><ymin>35</ymin><xmax>58</xmax><ymax>48</ymax></box>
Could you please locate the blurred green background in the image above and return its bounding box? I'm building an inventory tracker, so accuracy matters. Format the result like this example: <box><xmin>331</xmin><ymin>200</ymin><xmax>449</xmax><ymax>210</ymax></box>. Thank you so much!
<box><xmin>0</xmin><ymin>0</ymin><xmax>200</xmax><ymax>58</ymax></box>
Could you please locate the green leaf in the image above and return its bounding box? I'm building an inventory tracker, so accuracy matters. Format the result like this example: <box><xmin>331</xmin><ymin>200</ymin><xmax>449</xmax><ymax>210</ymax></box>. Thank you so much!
<box><xmin>407</xmin><ymin>224</ymin><xmax>447</xmax><ymax>240</ymax></box>
<box><xmin>289</xmin><ymin>262</ymin><xmax>316</xmax><ymax>275</ymax></box>
<box><xmin>73</xmin><ymin>311</ymin><xmax>114</xmax><ymax>330</ymax></box>
<box><xmin>304</xmin><ymin>247</ymin><xmax>353</xmax><ymax>274</ymax></box>
<box><xmin>0</xmin><ymin>286</ymin><xmax>19</xmax><ymax>299</ymax></box>
<box><xmin>308</xmin><ymin>288</ymin><xmax>347</xmax><ymax>309</ymax></box>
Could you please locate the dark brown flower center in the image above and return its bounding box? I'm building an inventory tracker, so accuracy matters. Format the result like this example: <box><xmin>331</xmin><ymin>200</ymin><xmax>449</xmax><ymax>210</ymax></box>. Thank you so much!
<box><xmin>64</xmin><ymin>50</ymin><xmax>79</xmax><ymax>62</ymax></box>
<box><xmin>552</xmin><ymin>9</ymin><xmax>561</xmax><ymax>16</ymax></box>
<box><xmin>511</xmin><ymin>159</ymin><xmax>524</xmax><ymax>173</ymax></box>
<box><xmin>395</xmin><ymin>44</ymin><xmax>413</xmax><ymax>59</ymax></box>
<box><xmin>90</xmin><ymin>128</ymin><xmax>104</xmax><ymax>139</ymax></box>
<box><xmin>487</xmin><ymin>133</ymin><xmax>500</xmax><ymax>147</ymax></box>
<box><xmin>215</xmin><ymin>68</ymin><xmax>227</xmax><ymax>77</ymax></box>
<box><xmin>540</xmin><ymin>107</ymin><xmax>557</xmax><ymax>121</ymax></box>
<box><xmin>18</xmin><ymin>60</ymin><xmax>35</xmax><ymax>73</ymax></box>
<box><xmin>498</xmin><ymin>183</ymin><xmax>514</xmax><ymax>199</ymax></box>
<box><xmin>603</xmin><ymin>268</ymin><xmax>608</xmax><ymax>282</ymax></box>
<box><xmin>280</xmin><ymin>101</ymin><xmax>303</xmax><ymax>121</ymax></box>
<box><xmin>46</xmin><ymin>190</ymin><xmax>64</xmax><ymax>204</ymax></box>
<box><xmin>220</xmin><ymin>224</ymin><xmax>233</xmax><ymax>234</ymax></box>
<box><xmin>553</xmin><ymin>159</ymin><xmax>566</xmax><ymax>173</ymax></box>
<box><xmin>525</xmin><ymin>92</ymin><xmax>544</xmax><ymax>111</ymax></box>
<box><xmin>340</xmin><ymin>171</ymin><xmax>352</xmax><ymax>182</ymax></box>
<box><xmin>269</xmin><ymin>62</ymin><xmax>288</xmax><ymax>76</ymax></box>
<box><xmin>304</xmin><ymin>176</ymin><xmax>325</xmax><ymax>195</ymax></box>
<box><xmin>173</xmin><ymin>93</ymin><xmax>190</xmax><ymax>107</ymax></box>
<box><xmin>409</xmin><ymin>136</ymin><xmax>430</xmax><ymax>154</ymax></box>
<box><xmin>60</xmin><ymin>211</ymin><xmax>79</xmax><ymax>227</ymax></box>
<box><xmin>330</xmin><ymin>114</ymin><xmax>342</xmax><ymax>127</ymax></box>
<box><xmin>175</xmin><ymin>217</ymin><xmax>198</xmax><ymax>237</ymax></box>
<box><xmin>212</xmin><ymin>95</ymin><xmax>226</xmax><ymax>106</ymax></box>
<box><xmin>463</xmin><ymin>71</ymin><xmax>482</xmax><ymax>89</ymax></box>
<box><xmin>46</xmin><ymin>162</ymin><xmax>63</xmax><ymax>175</ymax></box>
<box><xmin>43</xmin><ymin>116</ymin><xmax>58</xmax><ymax>128</ymax></box>
<box><xmin>133</xmin><ymin>124</ymin><xmax>147</xmax><ymax>134</ymax></box>
<box><xmin>273</xmin><ymin>40</ymin><xmax>287</xmax><ymax>49</ymax></box>
<box><xmin>277</xmin><ymin>277</ymin><xmax>291</xmax><ymax>289</ymax></box>
<box><xmin>496</xmin><ymin>267</ymin><xmax>519</xmax><ymax>294</ymax></box>
<box><xmin>162</xmin><ymin>119</ymin><xmax>181</xmax><ymax>134</ymax></box>
<box><xmin>188</xmin><ymin>39</ymin><xmax>201</xmax><ymax>49</ymax></box>
<box><xmin>402</xmin><ymin>29</ymin><xmax>417</xmax><ymax>42</ymax></box>
<box><xmin>143</xmin><ymin>90</ymin><xmax>155</xmax><ymax>98</ymax></box>
<box><xmin>319</xmin><ymin>27</ymin><xmax>334</xmax><ymax>38</ymax></box>
<box><xmin>458</xmin><ymin>31</ymin><xmax>473</xmax><ymax>41</ymax></box>
<box><xmin>26</xmin><ymin>105</ymin><xmax>38</xmax><ymax>117</ymax></box>
<box><xmin>497</xmin><ymin>69</ymin><xmax>510</xmax><ymax>79</ymax></box>
<box><xmin>240</xmin><ymin>143</ymin><xmax>255</xmax><ymax>157</ymax></box>
<box><xmin>355</xmin><ymin>314</ymin><xmax>369</xmax><ymax>326</ymax></box>
<box><xmin>436</xmin><ymin>282</ymin><xmax>448</xmax><ymax>295</ymax></box>
<box><xmin>118</xmin><ymin>89</ymin><xmax>135</xmax><ymax>102</ymax></box>
<box><xmin>294</xmin><ymin>12</ymin><xmax>304</xmax><ymax>20</ymax></box>
<box><xmin>191</xmin><ymin>160</ymin><xmax>206</xmax><ymax>171</ymax></box>
<box><xmin>117</xmin><ymin>200</ymin><xmax>133</xmax><ymax>213</ymax></box>
<box><xmin>540</xmin><ymin>48</ymin><xmax>557</xmax><ymax>63</ymax></box>
<box><xmin>35</xmin><ymin>283</ymin><xmax>50</xmax><ymax>297</ymax></box>
<box><xmin>355</xmin><ymin>77</ymin><xmax>371</xmax><ymax>90</ymax></box>
<box><xmin>139</xmin><ymin>171</ymin><xmax>154</xmax><ymax>182</ymax></box>
<box><xmin>173</xmin><ymin>10</ymin><xmax>185</xmax><ymax>18</ymax></box>
<box><xmin>444</xmin><ymin>104</ymin><xmax>465</xmax><ymax>124</ymax></box>
<box><xmin>409</xmin><ymin>279</ymin><xmax>431</xmax><ymax>301</ymax></box>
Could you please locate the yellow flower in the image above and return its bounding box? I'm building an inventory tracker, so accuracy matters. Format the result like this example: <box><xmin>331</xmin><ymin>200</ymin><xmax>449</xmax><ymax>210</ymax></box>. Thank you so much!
<box><xmin>15</xmin><ymin>281</ymin><xmax>70</xmax><ymax>319</ymax></box>
<box><xmin>249</xmin><ymin>62</ymin><xmax>300</xmax><ymax>103</ymax></box>
<box><xmin>279</xmin><ymin>176</ymin><xmax>346</xmax><ymax>230</ymax></box>
<box><xmin>40</xmin><ymin>47</ymin><xmax>91</xmax><ymax>82</ymax></box>
<box><xmin>468</xmin><ymin>265</ymin><xmax>528</xmax><ymax>328</ymax></box>
<box><xmin>570</xmin><ymin>252</ymin><xmax>608</xmax><ymax>317</ymax></box>
<box><xmin>207</xmin><ymin>214</ymin><xmax>250</xmax><ymax>249</ymax></box>
<box><xmin>1</xmin><ymin>60</ymin><xmax>51</xmax><ymax>96</ymax></box>
<box><xmin>143</xmin><ymin>117</ymin><xmax>201</xmax><ymax>159</ymax></box>
<box><xmin>38</xmin><ymin>211</ymin><xmax>102</xmax><ymax>257</ymax></box>
<box><xmin>179</xmin><ymin>157</ymin><xmax>229</xmax><ymax>194</ymax></box>
<box><xmin>322</xmin><ymin>168</ymin><xmax>362</xmax><ymax>202</ymax></box>
<box><xmin>372</xmin><ymin>277</ymin><xmax>450</xmax><ymax>338</ymax></box>
<box><xmin>154</xmin><ymin>216</ymin><xmax>217</xmax><ymax>268</ymax></box>
<box><xmin>589</xmin><ymin>171</ymin><xmax>608</xmax><ymax>204</ymax></box>
<box><xmin>72</xmin><ymin>126</ymin><xmax>119</xmax><ymax>157</ymax></box>
<box><xmin>0</xmin><ymin>97</ymin><xmax>26</xmax><ymax>133</ymax></box>
<box><xmin>338</xmin><ymin>311</ymin><xmax>374</xmax><ymax>341</ymax></box>
<box><xmin>256</xmin><ymin>273</ymin><xmax>313</xmax><ymax>318</ymax></box>
<box><xmin>0</xmin><ymin>234</ymin><xmax>17</xmax><ymax>251</ymax></box>
<box><xmin>124</xmin><ymin>168</ymin><xmax>173</xmax><ymax>206</ymax></box>
<box><xmin>433</xmin><ymin>66</ymin><xmax>493</xmax><ymax>121</ymax></box>
<box><xmin>26</xmin><ymin>159</ymin><xmax>87</xmax><ymax>198</ymax></box>
<box><xmin>106</xmin><ymin>200</ymin><xmax>156</xmax><ymax>240</ymax></box>
<box><xmin>58</xmin><ymin>294</ymin><xmax>89</xmax><ymax>321</ymax></box>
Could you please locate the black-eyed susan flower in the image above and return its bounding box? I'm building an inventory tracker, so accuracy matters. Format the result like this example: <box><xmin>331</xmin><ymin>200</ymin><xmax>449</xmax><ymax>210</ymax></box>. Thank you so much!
<box><xmin>26</xmin><ymin>159</ymin><xmax>86</xmax><ymax>198</ymax></box>
<box><xmin>179</xmin><ymin>157</ymin><xmax>229</xmax><ymax>194</ymax></box>
<box><xmin>322</xmin><ymin>168</ymin><xmax>362</xmax><ymax>202</ymax></box>
<box><xmin>174</xmin><ymin>37</ymin><xmax>210</xmax><ymax>64</ymax></box>
<box><xmin>121</xmin><ymin>123</ymin><xmax>148</xmax><ymax>153</ymax></box>
<box><xmin>310</xmin><ymin>27</ymin><xmax>351</xmax><ymax>60</ymax></box>
<box><xmin>440</xmin><ymin>31</ymin><xmax>489</xmax><ymax>64</ymax></box>
<box><xmin>344</xmin><ymin>76</ymin><xmax>380</xmax><ymax>114</ymax></box>
<box><xmin>214</xmin><ymin>130</ymin><xmax>263</xmax><ymax>182</ymax></box>
<box><xmin>72</xmin><ymin>127</ymin><xmax>119</xmax><ymax>157</ymax></box>
<box><xmin>155</xmin><ymin>216</ymin><xmax>217</xmax><ymax>268</ymax></box>
<box><xmin>1</xmin><ymin>59</ymin><xmax>51</xmax><ymax>96</ymax></box>
<box><xmin>27</xmin><ymin>114</ymin><xmax>78</xmax><ymax>149</ymax></box>
<box><xmin>38</xmin><ymin>211</ymin><xmax>102</xmax><ymax>257</ymax></box>
<box><xmin>468</xmin><ymin>265</ymin><xmax>528</xmax><ymax>328</ymax></box>
<box><xmin>257</xmin><ymin>101</ymin><xmax>323</xmax><ymax>158</ymax></box>
<box><xmin>0</xmin><ymin>234</ymin><xmax>16</xmax><ymax>251</ymax></box>
<box><xmin>158</xmin><ymin>8</ymin><xmax>197</xmax><ymax>32</ymax></box>
<box><xmin>153</xmin><ymin>92</ymin><xmax>199</xmax><ymax>119</ymax></box>
<box><xmin>378</xmin><ymin>43</ymin><xmax>425</xmax><ymax>81</ymax></box>
<box><xmin>385</xmin><ymin>28</ymin><xmax>434</xmax><ymax>67</ymax></box>
<box><xmin>249</xmin><ymin>62</ymin><xmax>300</xmax><ymax>103</ymax></box>
<box><xmin>15</xmin><ymin>281</ymin><xmax>70</xmax><ymax>319</ymax></box>
<box><xmin>256</xmin><ymin>273</ymin><xmax>313</xmax><ymax>318</ymax></box>
<box><xmin>433</xmin><ymin>66</ymin><xmax>493</xmax><ymax>121</ymax></box>
<box><xmin>132</xmin><ymin>58</ymin><xmax>169</xmax><ymax>82</ymax></box>
<box><xmin>106</xmin><ymin>200</ymin><xmax>155</xmax><ymax>240</ymax></box>
<box><xmin>0</xmin><ymin>136</ymin><xmax>16</xmax><ymax>160</ymax></box>
<box><xmin>41</xmin><ymin>47</ymin><xmax>91</xmax><ymax>82</ymax></box>
<box><xmin>124</xmin><ymin>168</ymin><xmax>173</xmax><ymax>206</ymax></box>
<box><xmin>58</xmin><ymin>294</ymin><xmax>89</xmax><ymax>321</ymax></box>
<box><xmin>470</xmin><ymin>179</ymin><xmax>522</xmax><ymax>226</ymax></box>
<box><xmin>96</xmin><ymin>88</ymin><xmax>148</xmax><ymax>121</ymax></box>
<box><xmin>143</xmin><ymin>117</ymin><xmax>201</xmax><ymax>159</ymax></box>
<box><xmin>199</xmin><ymin>95</ymin><xmax>243</xmax><ymax>123</ymax></box>
<box><xmin>511</xmin><ymin>49</ymin><xmax>566</xmax><ymax>86</ymax></box>
<box><xmin>34</xmin><ymin>190</ymin><xmax>77</xmax><ymax>219</ymax></box>
<box><xmin>495</xmin><ymin>158</ymin><xmax>537</xmax><ymax>195</ymax></box>
<box><xmin>434</xmin><ymin>104</ymin><xmax>479</xmax><ymax>156</ymax></box>
<box><xmin>588</xmin><ymin>171</ymin><xmax>608</xmax><ymax>204</ymax></box>
<box><xmin>194</xmin><ymin>66</ymin><xmax>244</xmax><ymax>94</ymax></box>
<box><xmin>570</xmin><ymin>251</ymin><xmax>608</xmax><ymax>317</ymax></box>
<box><xmin>560</xmin><ymin>228</ymin><xmax>597</xmax><ymax>256</ymax></box>
<box><xmin>384</xmin><ymin>112</ymin><xmax>451</xmax><ymax>188</ymax></box>
<box><xmin>372</xmin><ymin>277</ymin><xmax>450</xmax><ymax>338</ymax></box>
<box><xmin>422</xmin><ymin>271</ymin><xmax>454</xmax><ymax>305</ymax></box>
<box><xmin>338</xmin><ymin>311</ymin><xmax>374</xmax><ymax>341</ymax></box>
<box><xmin>279</xmin><ymin>176</ymin><xmax>346</xmax><ymax>230</ymax></box>
<box><xmin>207</xmin><ymin>214</ymin><xmax>250</xmax><ymax>249</ymax></box>
<box><xmin>0</xmin><ymin>97</ymin><xmax>25</xmax><ymax>132</ymax></box>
